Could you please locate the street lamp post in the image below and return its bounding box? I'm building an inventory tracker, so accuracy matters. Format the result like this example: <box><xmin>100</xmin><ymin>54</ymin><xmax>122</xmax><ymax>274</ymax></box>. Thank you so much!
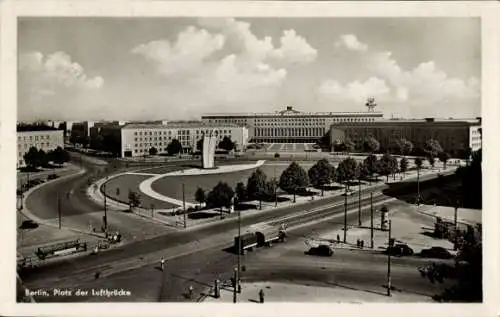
<box><xmin>57</xmin><ymin>192</ymin><xmax>62</xmax><ymax>229</ymax></box>
<box><xmin>343</xmin><ymin>185</ymin><xmax>347</xmax><ymax>243</ymax></box>
<box><xmin>358</xmin><ymin>176</ymin><xmax>361</xmax><ymax>226</ymax></box>
<box><xmin>233</xmin><ymin>267</ymin><xmax>238</xmax><ymax>303</ymax></box>
<box><xmin>182</xmin><ymin>183</ymin><xmax>186</xmax><ymax>228</ymax></box>
<box><xmin>387</xmin><ymin>219</ymin><xmax>392</xmax><ymax>297</ymax></box>
<box><xmin>370</xmin><ymin>192</ymin><xmax>374</xmax><ymax>248</ymax></box>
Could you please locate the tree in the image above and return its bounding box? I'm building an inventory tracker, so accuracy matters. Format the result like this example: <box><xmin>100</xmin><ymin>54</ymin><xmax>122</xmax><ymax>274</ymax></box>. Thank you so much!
<box><xmin>50</xmin><ymin>146</ymin><xmax>70</xmax><ymax>165</ymax></box>
<box><xmin>317</xmin><ymin>131</ymin><xmax>331</xmax><ymax>151</ymax></box>
<box><xmin>420</xmin><ymin>237</ymin><xmax>482</xmax><ymax>302</ymax></box>
<box><xmin>235</xmin><ymin>182</ymin><xmax>246</xmax><ymax>204</ymax></box>
<box><xmin>400</xmin><ymin>157</ymin><xmax>408</xmax><ymax>176</ymax></box>
<box><xmin>363</xmin><ymin>136</ymin><xmax>380</xmax><ymax>154</ymax></box>
<box><xmin>424</xmin><ymin>139</ymin><xmax>443</xmax><ymax>160</ymax></box>
<box><xmin>335</xmin><ymin>157</ymin><xmax>357</xmax><ymax>189</ymax></box>
<box><xmin>308</xmin><ymin>159</ymin><xmax>334</xmax><ymax>196</ymax></box>
<box><xmin>38</xmin><ymin>149</ymin><xmax>49</xmax><ymax>167</ymax></box>
<box><xmin>397</xmin><ymin>138</ymin><xmax>414</xmax><ymax>156</ymax></box>
<box><xmin>206</xmin><ymin>182</ymin><xmax>234</xmax><ymax>212</ymax></box>
<box><xmin>218</xmin><ymin>136</ymin><xmax>235</xmax><ymax>152</ymax></box>
<box><xmin>343</xmin><ymin>138</ymin><xmax>355</xmax><ymax>155</ymax></box>
<box><xmin>194</xmin><ymin>187</ymin><xmax>206</xmax><ymax>208</ymax></box>
<box><xmin>415</xmin><ymin>157</ymin><xmax>423</xmax><ymax>170</ymax></box>
<box><xmin>149</xmin><ymin>147</ymin><xmax>158</xmax><ymax>156</ymax></box>
<box><xmin>439</xmin><ymin>152</ymin><xmax>451</xmax><ymax>170</ymax></box>
<box><xmin>378</xmin><ymin>153</ymin><xmax>398</xmax><ymax>182</ymax></box>
<box><xmin>167</xmin><ymin>139</ymin><xmax>182</xmax><ymax>156</ymax></box>
<box><xmin>279</xmin><ymin>162</ymin><xmax>309</xmax><ymax>203</ymax></box>
<box><xmin>246</xmin><ymin>169</ymin><xmax>268</xmax><ymax>210</ymax></box>
<box><xmin>363</xmin><ymin>154</ymin><xmax>379</xmax><ymax>182</ymax></box>
<box><xmin>128</xmin><ymin>190</ymin><xmax>141</xmax><ymax>209</ymax></box>
<box><xmin>264</xmin><ymin>178</ymin><xmax>278</xmax><ymax>201</ymax></box>
<box><xmin>196</xmin><ymin>138</ymin><xmax>203</xmax><ymax>152</ymax></box>
<box><xmin>427</xmin><ymin>155</ymin><xmax>436</xmax><ymax>169</ymax></box>
<box><xmin>23</xmin><ymin>147</ymin><xmax>40</xmax><ymax>168</ymax></box>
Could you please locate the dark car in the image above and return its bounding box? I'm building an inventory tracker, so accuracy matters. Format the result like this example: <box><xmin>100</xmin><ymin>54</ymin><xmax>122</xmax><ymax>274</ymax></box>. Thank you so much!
<box><xmin>420</xmin><ymin>247</ymin><xmax>453</xmax><ymax>259</ymax></box>
<box><xmin>386</xmin><ymin>243</ymin><xmax>414</xmax><ymax>256</ymax></box>
<box><xmin>306</xmin><ymin>245</ymin><xmax>334</xmax><ymax>257</ymax></box>
<box><xmin>47</xmin><ymin>174</ymin><xmax>59</xmax><ymax>180</ymax></box>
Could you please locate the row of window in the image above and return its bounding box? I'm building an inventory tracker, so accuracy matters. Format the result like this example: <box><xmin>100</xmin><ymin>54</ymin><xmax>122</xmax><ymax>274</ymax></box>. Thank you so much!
<box><xmin>133</xmin><ymin>129</ymin><xmax>232</xmax><ymax>136</ymax></box>
<box><xmin>255</xmin><ymin>127</ymin><xmax>324</xmax><ymax>137</ymax></box>
<box><xmin>18</xmin><ymin>135</ymin><xmax>52</xmax><ymax>142</ymax></box>
<box><xmin>17</xmin><ymin>142</ymin><xmax>53</xmax><ymax>150</ymax></box>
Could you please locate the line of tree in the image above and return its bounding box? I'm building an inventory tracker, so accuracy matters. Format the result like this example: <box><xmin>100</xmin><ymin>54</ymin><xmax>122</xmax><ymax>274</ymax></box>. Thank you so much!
<box><xmin>166</xmin><ymin>139</ymin><xmax>183</xmax><ymax>156</ymax></box>
<box><xmin>23</xmin><ymin>146</ymin><xmax>70</xmax><ymax>169</ymax></box>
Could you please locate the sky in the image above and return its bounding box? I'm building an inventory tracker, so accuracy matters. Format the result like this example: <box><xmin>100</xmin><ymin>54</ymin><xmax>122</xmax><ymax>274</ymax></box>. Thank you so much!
<box><xmin>17</xmin><ymin>17</ymin><xmax>481</xmax><ymax>122</ymax></box>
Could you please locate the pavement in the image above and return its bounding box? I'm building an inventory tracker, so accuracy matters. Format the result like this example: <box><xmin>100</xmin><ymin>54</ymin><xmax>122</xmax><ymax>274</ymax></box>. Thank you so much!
<box><xmin>204</xmin><ymin>281</ymin><xmax>433</xmax><ymax>303</ymax></box>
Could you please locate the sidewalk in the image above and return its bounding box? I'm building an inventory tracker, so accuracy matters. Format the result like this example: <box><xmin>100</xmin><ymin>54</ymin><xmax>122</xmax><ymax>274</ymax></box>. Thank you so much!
<box><xmin>305</xmin><ymin>202</ymin><xmax>455</xmax><ymax>255</ymax></box>
<box><xmin>203</xmin><ymin>281</ymin><xmax>432</xmax><ymax>303</ymax></box>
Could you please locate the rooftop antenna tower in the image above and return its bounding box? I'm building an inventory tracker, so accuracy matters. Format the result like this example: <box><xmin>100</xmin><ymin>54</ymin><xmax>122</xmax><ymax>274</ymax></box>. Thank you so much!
<box><xmin>365</xmin><ymin>97</ymin><xmax>377</xmax><ymax>112</ymax></box>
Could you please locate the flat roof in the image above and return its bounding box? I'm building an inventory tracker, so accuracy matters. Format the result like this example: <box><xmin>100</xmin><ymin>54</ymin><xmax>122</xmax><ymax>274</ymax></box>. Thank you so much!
<box><xmin>331</xmin><ymin>118</ymin><xmax>481</xmax><ymax>126</ymax></box>
<box><xmin>123</xmin><ymin>122</ymin><xmax>243</xmax><ymax>130</ymax></box>
<box><xmin>202</xmin><ymin>111</ymin><xmax>384</xmax><ymax>117</ymax></box>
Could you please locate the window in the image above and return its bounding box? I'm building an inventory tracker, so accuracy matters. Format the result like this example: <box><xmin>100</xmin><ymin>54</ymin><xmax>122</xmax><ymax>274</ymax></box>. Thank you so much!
<box><xmin>134</xmin><ymin>132</ymin><xmax>138</xmax><ymax>136</ymax></box>
<box><xmin>18</xmin><ymin>136</ymin><xmax>21</xmax><ymax>141</ymax></box>
<box><xmin>35</xmin><ymin>136</ymin><xmax>39</xmax><ymax>141</ymax></box>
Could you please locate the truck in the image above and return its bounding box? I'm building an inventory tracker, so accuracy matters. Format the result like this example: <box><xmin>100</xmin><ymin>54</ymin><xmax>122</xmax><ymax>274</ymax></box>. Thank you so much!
<box><xmin>234</xmin><ymin>224</ymin><xmax>287</xmax><ymax>255</ymax></box>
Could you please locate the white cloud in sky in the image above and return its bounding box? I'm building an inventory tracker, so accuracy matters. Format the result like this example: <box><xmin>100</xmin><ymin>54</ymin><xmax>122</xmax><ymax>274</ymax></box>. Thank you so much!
<box><xmin>320</xmin><ymin>34</ymin><xmax>480</xmax><ymax>117</ymax></box>
<box><xmin>318</xmin><ymin>77</ymin><xmax>390</xmax><ymax>104</ymax></box>
<box><xmin>19</xmin><ymin>51</ymin><xmax>104</xmax><ymax>120</ymax></box>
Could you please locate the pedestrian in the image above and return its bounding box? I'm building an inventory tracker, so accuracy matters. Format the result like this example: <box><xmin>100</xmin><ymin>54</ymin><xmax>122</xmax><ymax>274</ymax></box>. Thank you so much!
<box><xmin>94</xmin><ymin>272</ymin><xmax>100</xmax><ymax>280</ymax></box>
<box><xmin>259</xmin><ymin>289</ymin><xmax>265</xmax><ymax>303</ymax></box>
<box><xmin>188</xmin><ymin>285</ymin><xmax>194</xmax><ymax>299</ymax></box>
<box><xmin>336</xmin><ymin>234</ymin><xmax>340</xmax><ymax>243</ymax></box>
<box><xmin>356</xmin><ymin>239</ymin><xmax>360</xmax><ymax>248</ymax></box>
<box><xmin>160</xmin><ymin>256</ymin><xmax>165</xmax><ymax>271</ymax></box>
<box><xmin>361</xmin><ymin>240</ymin><xmax>364</xmax><ymax>249</ymax></box>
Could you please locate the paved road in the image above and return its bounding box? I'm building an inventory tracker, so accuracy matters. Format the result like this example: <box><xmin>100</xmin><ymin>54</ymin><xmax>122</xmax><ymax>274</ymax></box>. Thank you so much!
<box><xmin>21</xmin><ymin>154</ymin><xmax>453</xmax><ymax>299</ymax></box>
<box><xmin>25</xmin><ymin>216</ymin><xmax>451</xmax><ymax>302</ymax></box>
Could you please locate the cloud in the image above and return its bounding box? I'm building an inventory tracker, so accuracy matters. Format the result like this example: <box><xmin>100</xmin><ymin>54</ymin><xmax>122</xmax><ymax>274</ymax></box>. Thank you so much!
<box><xmin>129</xmin><ymin>18</ymin><xmax>315</xmax><ymax>116</ymax></box>
<box><xmin>131</xmin><ymin>26</ymin><xmax>225</xmax><ymax>75</ymax></box>
<box><xmin>18</xmin><ymin>51</ymin><xmax>104</xmax><ymax>121</ymax></box>
<box><xmin>335</xmin><ymin>34</ymin><xmax>368</xmax><ymax>52</ymax></box>
<box><xmin>320</xmin><ymin>34</ymin><xmax>480</xmax><ymax>116</ymax></box>
<box><xmin>318</xmin><ymin>77</ymin><xmax>390</xmax><ymax>104</ymax></box>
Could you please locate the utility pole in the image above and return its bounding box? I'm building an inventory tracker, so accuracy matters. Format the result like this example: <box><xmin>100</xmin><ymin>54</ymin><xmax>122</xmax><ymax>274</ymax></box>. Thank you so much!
<box><xmin>57</xmin><ymin>192</ymin><xmax>62</xmax><ymax>229</ymax></box>
<box><xmin>232</xmin><ymin>267</ymin><xmax>238</xmax><ymax>303</ymax></box>
<box><xmin>387</xmin><ymin>219</ymin><xmax>392</xmax><ymax>297</ymax></box>
<box><xmin>237</xmin><ymin>205</ymin><xmax>241</xmax><ymax>294</ymax></box>
<box><xmin>358</xmin><ymin>177</ymin><xmax>361</xmax><ymax>226</ymax></box>
<box><xmin>370</xmin><ymin>192</ymin><xmax>374</xmax><ymax>248</ymax></box>
<box><xmin>454</xmin><ymin>199</ymin><xmax>459</xmax><ymax>250</ymax></box>
<box><xmin>182</xmin><ymin>183</ymin><xmax>186</xmax><ymax>228</ymax></box>
<box><xmin>416</xmin><ymin>167</ymin><xmax>420</xmax><ymax>205</ymax></box>
<box><xmin>343</xmin><ymin>185</ymin><xmax>347</xmax><ymax>243</ymax></box>
<box><xmin>103</xmin><ymin>179</ymin><xmax>108</xmax><ymax>232</ymax></box>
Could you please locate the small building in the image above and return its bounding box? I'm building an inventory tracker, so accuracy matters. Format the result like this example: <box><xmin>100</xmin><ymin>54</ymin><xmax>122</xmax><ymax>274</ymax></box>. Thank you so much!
<box><xmin>330</xmin><ymin>117</ymin><xmax>481</xmax><ymax>158</ymax></box>
<box><xmin>16</xmin><ymin>125</ymin><xmax>64</xmax><ymax>168</ymax></box>
<box><xmin>120</xmin><ymin>122</ymin><xmax>249</xmax><ymax>158</ymax></box>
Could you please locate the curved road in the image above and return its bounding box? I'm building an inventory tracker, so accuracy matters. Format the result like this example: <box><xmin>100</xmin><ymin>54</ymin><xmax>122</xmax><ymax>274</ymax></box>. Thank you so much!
<box><xmin>21</xmin><ymin>154</ymin><xmax>453</xmax><ymax>302</ymax></box>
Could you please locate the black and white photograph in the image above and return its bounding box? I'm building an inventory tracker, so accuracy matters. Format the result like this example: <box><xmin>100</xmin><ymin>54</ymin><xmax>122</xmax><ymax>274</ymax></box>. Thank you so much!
<box><xmin>1</xmin><ymin>1</ymin><xmax>499</xmax><ymax>317</ymax></box>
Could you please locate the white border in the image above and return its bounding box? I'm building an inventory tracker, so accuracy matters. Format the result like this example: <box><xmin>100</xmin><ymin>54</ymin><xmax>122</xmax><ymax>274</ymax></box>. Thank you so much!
<box><xmin>1</xmin><ymin>1</ymin><xmax>499</xmax><ymax>317</ymax></box>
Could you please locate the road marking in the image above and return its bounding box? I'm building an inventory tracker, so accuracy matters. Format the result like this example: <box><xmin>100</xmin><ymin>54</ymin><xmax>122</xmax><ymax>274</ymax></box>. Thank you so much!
<box><xmin>126</xmin><ymin>172</ymin><xmax>162</xmax><ymax>176</ymax></box>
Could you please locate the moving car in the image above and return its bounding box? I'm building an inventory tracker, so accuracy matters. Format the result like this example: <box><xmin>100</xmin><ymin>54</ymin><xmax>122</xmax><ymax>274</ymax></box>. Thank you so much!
<box><xmin>420</xmin><ymin>246</ymin><xmax>453</xmax><ymax>259</ymax></box>
<box><xmin>342</xmin><ymin>190</ymin><xmax>355</xmax><ymax>196</ymax></box>
<box><xmin>306</xmin><ymin>244</ymin><xmax>334</xmax><ymax>257</ymax></box>
<box><xmin>386</xmin><ymin>243</ymin><xmax>414</xmax><ymax>256</ymax></box>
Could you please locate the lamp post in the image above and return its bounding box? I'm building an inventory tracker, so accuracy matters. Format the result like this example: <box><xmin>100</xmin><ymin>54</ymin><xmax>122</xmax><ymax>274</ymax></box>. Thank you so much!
<box><xmin>343</xmin><ymin>185</ymin><xmax>347</xmax><ymax>243</ymax></box>
<box><xmin>387</xmin><ymin>219</ymin><xmax>392</xmax><ymax>297</ymax></box>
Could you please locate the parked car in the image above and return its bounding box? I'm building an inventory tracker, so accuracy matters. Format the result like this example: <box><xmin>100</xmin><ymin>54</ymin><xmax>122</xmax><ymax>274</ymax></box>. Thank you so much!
<box><xmin>306</xmin><ymin>244</ymin><xmax>334</xmax><ymax>257</ymax></box>
<box><xmin>386</xmin><ymin>243</ymin><xmax>414</xmax><ymax>256</ymax></box>
<box><xmin>47</xmin><ymin>174</ymin><xmax>59</xmax><ymax>180</ymax></box>
<box><xmin>342</xmin><ymin>190</ymin><xmax>355</xmax><ymax>196</ymax></box>
<box><xmin>420</xmin><ymin>246</ymin><xmax>453</xmax><ymax>259</ymax></box>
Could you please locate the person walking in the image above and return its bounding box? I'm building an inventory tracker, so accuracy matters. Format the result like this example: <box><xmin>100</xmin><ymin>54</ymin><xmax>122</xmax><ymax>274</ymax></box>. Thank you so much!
<box><xmin>160</xmin><ymin>256</ymin><xmax>165</xmax><ymax>271</ymax></box>
<box><xmin>188</xmin><ymin>285</ymin><xmax>194</xmax><ymax>300</ymax></box>
<box><xmin>259</xmin><ymin>289</ymin><xmax>265</xmax><ymax>303</ymax></box>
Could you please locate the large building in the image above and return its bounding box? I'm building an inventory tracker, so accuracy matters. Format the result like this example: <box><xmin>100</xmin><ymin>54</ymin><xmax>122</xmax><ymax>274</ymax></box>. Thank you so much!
<box><xmin>201</xmin><ymin>106</ymin><xmax>383</xmax><ymax>143</ymax></box>
<box><xmin>330</xmin><ymin>117</ymin><xmax>482</xmax><ymax>158</ymax></box>
<box><xmin>120</xmin><ymin>122</ymin><xmax>249</xmax><ymax>157</ymax></box>
<box><xmin>17</xmin><ymin>128</ymin><xmax>65</xmax><ymax>167</ymax></box>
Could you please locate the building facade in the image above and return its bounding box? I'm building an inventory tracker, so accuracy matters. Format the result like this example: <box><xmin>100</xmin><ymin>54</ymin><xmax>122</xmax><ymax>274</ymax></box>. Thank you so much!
<box><xmin>17</xmin><ymin>129</ymin><xmax>65</xmax><ymax>167</ymax></box>
<box><xmin>330</xmin><ymin>118</ymin><xmax>482</xmax><ymax>158</ymax></box>
<box><xmin>201</xmin><ymin>106</ymin><xmax>383</xmax><ymax>143</ymax></box>
<box><xmin>120</xmin><ymin>122</ymin><xmax>249</xmax><ymax>157</ymax></box>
